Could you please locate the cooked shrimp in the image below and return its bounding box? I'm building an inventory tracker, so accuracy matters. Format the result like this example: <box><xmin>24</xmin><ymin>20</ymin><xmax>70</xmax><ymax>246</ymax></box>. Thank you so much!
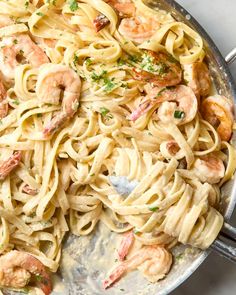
<box><xmin>184</xmin><ymin>61</ymin><xmax>211</xmax><ymax>98</ymax></box>
<box><xmin>162</xmin><ymin>140</ymin><xmax>180</xmax><ymax>156</ymax></box>
<box><xmin>117</xmin><ymin>231</ymin><xmax>134</xmax><ymax>261</ymax></box>
<box><xmin>22</xmin><ymin>184</ymin><xmax>38</xmax><ymax>196</ymax></box>
<box><xmin>0</xmin><ymin>151</ymin><xmax>22</xmax><ymax>180</ymax></box>
<box><xmin>0</xmin><ymin>250</ymin><xmax>52</xmax><ymax>295</ymax></box>
<box><xmin>36</xmin><ymin>64</ymin><xmax>81</xmax><ymax>137</ymax></box>
<box><xmin>119</xmin><ymin>16</ymin><xmax>160</xmax><ymax>44</ymax></box>
<box><xmin>193</xmin><ymin>155</ymin><xmax>225</xmax><ymax>184</ymax></box>
<box><xmin>106</xmin><ymin>0</ymin><xmax>136</xmax><ymax>17</ymax></box>
<box><xmin>103</xmin><ymin>246</ymin><xmax>172</xmax><ymax>289</ymax></box>
<box><xmin>0</xmin><ymin>34</ymin><xmax>49</xmax><ymax>80</ymax></box>
<box><xmin>201</xmin><ymin>95</ymin><xmax>234</xmax><ymax>141</ymax></box>
<box><xmin>0</xmin><ymin>79</ymin><xmax>8</xmax><ymax>119</ymax></box>
<box><xmin>130</xmin><ymin>85</ymin><xmax>198</xmax><ymax>124</ymax></box>
<box><xmin>133</xmin><ymin>50</ymin><xmax>182</xmax><ymax>87</ymax></box>
<box><xmin>93</xmin><ymin>14</ymin><xmax>110</xmax><ymax>32</ymax></box>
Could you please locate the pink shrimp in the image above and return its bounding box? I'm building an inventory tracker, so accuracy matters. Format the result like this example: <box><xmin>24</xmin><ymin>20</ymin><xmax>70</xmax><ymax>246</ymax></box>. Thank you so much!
<box><xmin>106</xmin><ymin>0</ymin><xmax>136</xmax><ymax>17</ymax></box>
<box><xmin>22</xmin><ymin>184</ymin><xmax>38</xmax><ymax>196</ymax></box>
<box><xmin>0</xmin><ymin>250</ymin><xmax>52</xmax><ymax>295</ymax></box>
<box><xmin>201</xmin><ymin>95</ymin><xmax>234</xmax><ymax>141</ymax></box>
<box><xmin>0</xmin><ymin>34</ymin><xmax>49</xmax><ymax>80</ymax></box>
<box><xmin>0</xmin><ymin>151</ymin><xmax>22</xmax><ymax>180</ymax></box>
<box><xmin>133</xmin><ymin>50</ymin><xmax>182</xmax><ymax>87</ymax></box>
<box><xmin>36</xmin><ymin>64</ymin><xmax>81</xmax><ymax>137</ymax></box>
<box><xmin>184</xmin><ymin>61</ymin><xmax>211</xmax><ymax>99</ymax></box>
<box><xmin>117</xmin><ymin>231</ymin><xmax>134</xmax><ymax>261</ymax></box>
<box><xmin>93</xmin><ymin>14</ymin><xmax>110</xmax><ymax>32</ymax></box>
<box><xmin>193</xmin><ymin>155</ymin><xmax>225</xmax><ymax>184</ymax></box>
<box><xmin>103</xmin><ymin>246</ymin><xmax>172</xmax><ymax>289</ymax></box>
<box><xmin>130</xmin><ymin>85</ymin><xmax>198</xmax><ymax>124</ymax></box>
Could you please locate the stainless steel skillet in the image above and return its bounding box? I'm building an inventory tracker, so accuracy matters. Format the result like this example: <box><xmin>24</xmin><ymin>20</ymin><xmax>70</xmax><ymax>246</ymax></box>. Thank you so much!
<box><xmin>58</xmin><ymin>1</ymin><xmax>236</xmax><ymax>295</ymax></box>
<box><xmin>4</xmin><ymin>1</ymin><xmax>236</xmax><ymax>295</ymax></box>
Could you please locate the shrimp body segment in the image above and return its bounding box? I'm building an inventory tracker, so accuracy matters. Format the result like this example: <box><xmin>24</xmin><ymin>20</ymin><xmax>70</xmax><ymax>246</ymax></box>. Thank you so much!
<box><xmin>103</xmin><ymin>246</ymin><xmax>172</xmax><ymax>289</ymax></box>
<box><xmin>184</xmin><ymin>62</ymin><xmax>211</xmax><ymax>98</ymax></box>
<box><xmin>0</xmin><ymin>151</ymin><xmax>22</xmax><ymax>180</ymax></box>
<box><xmin>201</xmin><ymin>95</ymin><xmax>234</xmax><ymax>141</ymax></box>
<box><xmin>133</xmin><ymin>50</ymin><xmax>182</xmax><ymax>88</ymax></box>
<box><xmin>106</xmin><ymin>0</ymin><xmax>136</xmax><ymax>17</ymax></box>
<box><xmin>119</xmin><ymin>16</ymin><xmax>160</xmax><ymax>43</ymax></box>
<box><xmin>193</xmin><ymin>156</ymin><xmax>225</xmax><ymax>184</ymax></box>
<box><xmin>117</xmin><ymin>231</ymin><xmax>134</xmax><ymax>261</ymax></box>
<box><xmin>0</xmin><ymin>250</ymin><xmax>52</xmax><ymax>295</ymax></box>
<box><xmin>130</xmin><ymin>85</ymin><xmax>198</xmax><ymax>124</ymax></box>
<box><xmin>36</xmin><ymin>64</ymin><xmax>81</xmax><ymax>137</ymax></box>
<box><xmin>0</xmin><ymin>34</ymin><xmax>49</xmax><ymax>80</ymax></box>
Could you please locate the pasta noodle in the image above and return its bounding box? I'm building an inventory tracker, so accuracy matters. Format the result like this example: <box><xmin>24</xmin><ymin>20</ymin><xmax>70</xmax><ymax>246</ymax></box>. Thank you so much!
<box><xmin>0</xmin><ymin>0</ymin><xmax>235</xmax><ymax>293</ymax></box>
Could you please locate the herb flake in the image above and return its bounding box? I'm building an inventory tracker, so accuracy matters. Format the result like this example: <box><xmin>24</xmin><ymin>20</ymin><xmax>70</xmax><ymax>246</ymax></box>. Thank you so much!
<box><xmin>174</xmin><ymin>110</ymin><xmax>185</xmax><ymax>119</ymax></box>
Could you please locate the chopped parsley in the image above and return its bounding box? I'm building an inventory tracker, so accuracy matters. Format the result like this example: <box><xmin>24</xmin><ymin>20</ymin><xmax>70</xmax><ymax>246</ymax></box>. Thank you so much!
<box><xmin>35</xmin><ymin>274</ymin><xmax>43</xmax><ymax>282</ymax></box>
<box><xmin>69</xmin><ymin>0</ymin><xmax>78</xmax><ymax>11</ymax></box>
<box><xmin>73</xmin><ymin>54</ymin><xmax>79</xmax><ymax>65</ymax></box>
<box><xmin>37</xmin><ymin>113</ymin><xmax>43</xmax><ymax>118</ymax></box>
<box><xmin>90</xmin><ymin>173</ymin><xmax>95</xmax><ymax>177</ymax></box>
<box><xmin>103</xmin><ymin>77</ymin><xmax>116</xmax><ymax>92</ymax></box>
<box><xmin>24</xmin><ymin>1</ymin><xmax>29</xmax><ymax>8</ymax></box>
<box><xmin>13</xmin><ymin>39</ymin><xmax>18</xmax><ymax>45</ymax></box>
<box><xmin>156</xmin><ymin>88</ymin><xmax>167</xmax><ymax>98</ymax></box>
<box><xmin>176</xmin><ymin>253</ymin><xmax>184</xmax><ymax>261</ymax></box>
<box><xmin>36</xmin><ymin>12</ymin><xmax>44</xmax><ymax>16</ymax></box>
<box><xmin>91</xmin><ymin>70</ymin><xmax>107</xmax><ymax>82</ymax></box>
<box><xmin>133</xmin><ymin>229</ymin><xmax>140</xmax><ymax>234</ymax></box>
<box><xmin>117</xmin><ymin>58</ymin><xmax>126</xmax><ymax>66</ymax></box>
<box><xmin>85</xmin><ymin>58</ymin><xmax>92</xmax><ymax>66</ymax></box>
<box><xmin>120</xmin><ymin>289</ymin><xmax>125</xmax><ymax>292</ymax></box>
<box><xmin>128</xmin><ymin>55</ymin><xmax>140</xmax><ymax>63</ymax></box>
<box><xmin>174</xmin><ymin>110</ymin><xmax>185</xmax><ymax>119</ymax></box>
<box><xmin>12</xmin><ymin>99</ymin><xmax>20</xmax><ymax>105</ymax></box>
<box><xmin>167</xmin><ymin>53</ymin><xmax>179</xmax><ymax>64</ymax></box>
<box><xmin>149</xmin><ymin>206</ymin><xmax>159</xmax><ymax>212</ymax></box>
<box><xmin>99</xmin><ymin>107</ymin><xmax>109</xmax><ymax>117</ymax></box>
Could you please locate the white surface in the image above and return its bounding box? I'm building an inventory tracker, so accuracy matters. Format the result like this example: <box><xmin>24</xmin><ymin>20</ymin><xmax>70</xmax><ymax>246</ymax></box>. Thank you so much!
<box><xmin>172</xmin><ymin>1</ymin><xmax>236</xmax><ymax>294</ymax></box>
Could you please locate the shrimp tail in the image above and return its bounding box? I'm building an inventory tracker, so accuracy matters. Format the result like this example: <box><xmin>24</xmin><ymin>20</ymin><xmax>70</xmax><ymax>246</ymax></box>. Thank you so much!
<box><xmin>93</xmin><ymin>14</ymin><xmax>110</xmax><ymax>32</ymax></box>
<box><xmin>103</xmin><ymin>264</ymin><xmax>126</xmax><ymax>289</ymax></box>
<box><xmin>130</xmin><ymin>100</ymin><xmax>155</xmax><ymax>121</ymax></box>
<box><xmin>118</xmin><ymin>231</ymin><xmax>134</xmax><ymax>261</ymax></box>
<box><xmin>0</xmin><ymin>151</ymin><xmax>22</xmax><ymax>180</ymax></box>
<box><xmin>43</xmin><ymin>112</ymin><xmax>68</xmax><ymax>138</ymax></box>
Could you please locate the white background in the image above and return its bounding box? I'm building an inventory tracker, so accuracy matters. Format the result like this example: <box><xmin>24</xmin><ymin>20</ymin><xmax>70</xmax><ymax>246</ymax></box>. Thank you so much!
<box><xmin>173</xmin><ymin>1</ymin><xmax>236</xmax><ymax>294</ymax></box>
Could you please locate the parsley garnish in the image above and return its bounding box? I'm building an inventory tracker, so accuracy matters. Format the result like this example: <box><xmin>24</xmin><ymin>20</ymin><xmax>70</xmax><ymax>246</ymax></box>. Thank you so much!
<box><xmin>176</xmin><ymin>253</ymin><xmax>184</xmax><ymax>261</ymax></box>
<box><xmin>69</xmin><ymin>0</ymin><xmax>78</xmax><ymax>11</ymax></box>
<box><xmin>12</xmin><ymin>99</ymin><xmax>20</xmax><ymax>105</ymax></box>
<box><xmin>149</xmin><ymin>206</ymin><xmax>159</xmax><ymax>212</ymax></box>
<box><xmin>103</xmin><ymin>77</ymin><xmax>116</xmax><ymax>92</ymax></box>
<box><xmin>174</xmin><ymin>111</ymin><xmax>185</xmax><ymax>119</ymax></box>
<box><xmin>85</xmin><ymin>58</ymin><xmax>92</xmax><ymax>66</ymax></box>
<box><xmin>73</xmin><ymin>54</ymin><xmax>79</xmax><ymax>65</ymax></box>
<box><xmin>100</xmin><ymin>107</ymin><xmax>109</xmax><ymax>117</ymax></box>
<box><xmin>24</xmin><ymin>1</ymin><xmax>29</xmax><ymax>8</ymax></box>
<box><xmin>13</xmin><ymin>39</ymin><xmax>18</xmax><ymax>45</ymax></box>
<box><xmin>128</xmin><ymin>55</ymin><xmax>139</xmax><ymax>63</ymax></box>
<box><xmin>133</xmin><ymin>229</ymin><xmax>140</xmax><ymax>234</ymax></box>
<box><xmin>36</xmin><ymin>12</ymin><xmax>44</xmax><ymax>16</ymax></box>
<box><xmin>117</xmin><ymin>58</ymin><xmax>126</xmax><ymax>66</ymax></box>
<box><xmin>91</xmin><ymin>70</ymin><xmax>107</xmax><ymax>82</ymax></box>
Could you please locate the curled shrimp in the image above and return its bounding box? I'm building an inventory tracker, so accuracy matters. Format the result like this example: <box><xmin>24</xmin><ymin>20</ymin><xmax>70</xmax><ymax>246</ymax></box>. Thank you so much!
<box><xmin>184</xmin><ymin>61</ymin><xmax>211</xmax><ymax>98</ymax></box>
<box><xmin>0</xmin><ymin>250</ymin><xmax>52</xmax><ymax>295</ymax></box>
<box><xmin>0</xmin><ymin>151</ymin><xmax>22</xmax><ymax>180</ymax></box>
<box><xmin>0</xmin><ymin>34</ymin><xmax>49</xmax><ymax>80</ymax></box>
<box><xmin>193</xmin><ymin>155</ymin><xmax>225</xmax><ymax>184</ymax></box>
<box><xmin>201</xmin><ymin>95</ymin><xmax>234</xmax><ymax>141</ymax></box>
<box><xmin>36</xmin><ymin>64</ymin><xmax>81</xmax><ymax>137</ymax></box>
<box><xmin>117</xmin><ymin>231</ymin><xmax>134</xmax><ymax>261</ymax></box>
<box><xmin>133</xmin><ymin>50</ymin><xmax>182</xmax><ymax>87</ymax></box>
<box><xmin>119</xmin><ymin>15</ymin><xmax>160</xmax><ymax>44</ymax></box>
<box><xmin>106</xmin><ymin>0</ymin><xmax>136</xmax><ymax>17</ymax></box>
<box><xmin>0</xmin><ymin>79</ymin><xmax>8</xmax><ymax>119</ymax></box>
<box><xmin>103</xmin><ymin>246</ymin><xmax>172</xmax><ymax>289</ymax></box>
<box><xmin>130</xmin><ymin>85</ymin><xmax>198</xmax><ymax>124</ymax></box>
